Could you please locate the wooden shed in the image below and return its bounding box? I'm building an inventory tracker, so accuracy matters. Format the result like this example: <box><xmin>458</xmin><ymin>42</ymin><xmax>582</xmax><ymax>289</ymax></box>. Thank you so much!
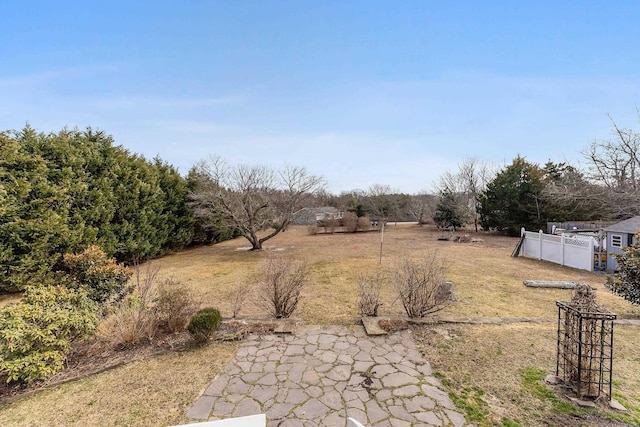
<box><xmin>603</xmin><ymin>216</ymin><xmax>640</xmax><ymax>271</ymax></box>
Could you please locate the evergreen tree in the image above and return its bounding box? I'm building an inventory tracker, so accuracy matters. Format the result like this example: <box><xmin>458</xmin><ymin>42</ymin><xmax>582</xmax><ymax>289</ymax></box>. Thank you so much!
<box><xmin>154</xmin><ymin>157</ymin><xmax>194</xmax><ymax>250</ymax></box>
<box><xmin>0</xmin><ymin>125</ymin><xmax>196</xmax><ymax>292</ymax></box>
<box><xmin>478</xmin><ymin>156</ymin><xmax>546</xmax><ymax>236</ymax></box>
<box><xmin>606</xmin><ymin>232</ymin><xmax>640</xmax><ymax>304</ymax></box>
<box><xmin>433</xmin><ymin>188</ymin><xmax>465</xmax><ymax>230</ymax></box>
<box><xmin>0</xmin><ymin>128</ymin><xmax>71</xmax><ymax>291</ymax></box>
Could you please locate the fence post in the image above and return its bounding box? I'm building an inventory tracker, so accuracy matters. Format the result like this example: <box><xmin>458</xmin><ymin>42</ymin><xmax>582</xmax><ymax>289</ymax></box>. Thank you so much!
<box><xmin>561</xmin><ymin>233</ymin><xmax>565</xmax><ymax>266</ymax></box>
<box><xmin>590</xmin><ymin>236</ymin><xmax>595</xmax><ymax>272</ymax></box>
<box><xmin>539</xmin><ymin>230</ymin><xmax>543</xmax><ymax>260</ymax></box>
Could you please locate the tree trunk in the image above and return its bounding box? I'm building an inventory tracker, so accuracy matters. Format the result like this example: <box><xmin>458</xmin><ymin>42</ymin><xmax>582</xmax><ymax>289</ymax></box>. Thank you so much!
<box><xmin>246</xmin><ymin>229</ymin><xmax>262</xmax><ymax>250</ymax></box>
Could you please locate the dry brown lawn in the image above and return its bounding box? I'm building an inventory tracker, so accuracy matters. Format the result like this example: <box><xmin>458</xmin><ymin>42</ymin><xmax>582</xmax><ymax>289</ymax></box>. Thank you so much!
<box><xmin>1</xmin><ymin>223</ymin><xmax>638</xmax><ymax>426</ymax></box>
<box><xmin>152</xmin><ymin>224</ymin><xmax>640</xmax><ymax>323</ymax></box>
<box><xmin>416</xmin><ymin>323</ymin><xmax>640</xmax><ymax>426</ymax></box>
<box><xmin>0</xmin><ymin>341</ymin><xmax>238</xmax><ymax>427</ymax></box>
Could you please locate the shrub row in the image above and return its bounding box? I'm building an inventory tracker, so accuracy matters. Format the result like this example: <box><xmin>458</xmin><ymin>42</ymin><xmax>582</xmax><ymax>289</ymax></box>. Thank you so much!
<box><xmin>0</xmin><ymin>246</ymin><xmax>129</xmax><ymax>383</ymax></box>
<box><xmin>0</xmin><ymin>126</ymin><xmax>196</xmax><ymax>293</ymax></box>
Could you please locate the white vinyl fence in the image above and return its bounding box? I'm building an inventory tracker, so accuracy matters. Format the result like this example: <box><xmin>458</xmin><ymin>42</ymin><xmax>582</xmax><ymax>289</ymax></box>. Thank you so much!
<box><xmin>520</xmin><ymin>229</ymin><xmax>594</xmax><ymax>272</ymax></box>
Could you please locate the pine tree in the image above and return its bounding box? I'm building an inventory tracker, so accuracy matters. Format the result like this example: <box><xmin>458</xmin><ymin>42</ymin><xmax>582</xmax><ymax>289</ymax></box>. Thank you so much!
<box><xmin>478</xmin><ymin>156</ymin><xmax>546</xmax><ymax>236</ymax></box>
<box><xmin>433</xmin><ymin>188</ymin><xmax>465</xmax><ymax>230</ymax></box>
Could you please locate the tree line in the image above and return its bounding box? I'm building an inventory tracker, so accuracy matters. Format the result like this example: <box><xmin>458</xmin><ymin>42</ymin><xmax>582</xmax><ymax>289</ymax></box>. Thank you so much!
<box><xmin>432</xmin><ymin>114</ymin><xmax>640</xmax><ymax>235</ymax></box>
<box><xmin>0</xmin><ymin>127</ymin><xmax>324</xmax><ymax>293</ymax></box>
<box><xmin>3</xmin><ymin>113</ymin><xmax>639</xmax><ymax>292</ymax></box>
<box><xmin>0</xmin><ymin>126</ymin><xmax>194</xmax><ymax>293</ymax></box>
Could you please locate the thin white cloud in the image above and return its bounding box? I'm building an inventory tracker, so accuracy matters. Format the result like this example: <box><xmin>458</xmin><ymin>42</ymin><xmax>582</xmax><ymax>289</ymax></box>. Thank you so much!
<box><xmin>141</xmin><ymin>119</ymin><xmax>239</xmax><ymax>134</ymax></box>
<box><xmin>0</xmin><ymin>64</ymin><xmax>122</xmax><ymax>88</ymax></box>
<box><xmin>82</xmin><ymin>94</ymin><xmax>247</xmax><ymax>110</ymax></box>
<box><xmin>2</xmin><ymin>67</ymin><xmax>639</xmax><ymax>194</ymax></box>
<box><xmin>125</xmin><ymin>126</ymin><xmax>457</xmax><ymax>193</ymax></box>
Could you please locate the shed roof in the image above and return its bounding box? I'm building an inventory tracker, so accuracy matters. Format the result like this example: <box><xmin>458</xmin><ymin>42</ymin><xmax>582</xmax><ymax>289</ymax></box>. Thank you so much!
<box><xmin>295</xmin><ymin>206</ymin><xmax>340</xmax><ymax>214</ymax></box>
<box><xmin>604</xmin><ymin>216</ymin><xmax>640</xmax><ymax>233</ymax></box>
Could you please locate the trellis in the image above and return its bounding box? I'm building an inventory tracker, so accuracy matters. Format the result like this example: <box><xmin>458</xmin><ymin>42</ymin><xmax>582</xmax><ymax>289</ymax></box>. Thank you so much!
<box><xmin>556</xmin><ymin>286</ymin><xmax>616</xmax><ymax>400</ymax></box>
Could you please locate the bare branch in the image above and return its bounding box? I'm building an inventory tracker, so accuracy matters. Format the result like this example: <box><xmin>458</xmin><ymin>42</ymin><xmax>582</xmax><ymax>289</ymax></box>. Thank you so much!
<box><xmin>190</xmin><ymin>159</ymin><xmax>324</xmax><ymax>250</ymax></box>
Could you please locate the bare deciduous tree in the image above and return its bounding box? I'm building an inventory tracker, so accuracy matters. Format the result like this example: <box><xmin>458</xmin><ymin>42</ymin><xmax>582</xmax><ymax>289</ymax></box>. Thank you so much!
<box><xmin>541</xmin><ymin>164</ymin><xmax>611</xmax><ymax>220</ymax></box>
<box><xmin>434</xmin><ymin>158</ymin><xmax>495</xmax><ymax>231</ymax></box>
<box><xmin>582</xmin><ymin>113</ymin><xmax>640</xmax><ymax>219</ymax></box>
<box><xmin>584</xmin><ymin>115</ymin><xmax>640</xmax><ymax>192</ymax></box>
<box><xmin>407</xmin><ymin>192</ymin><xmax>436</xmax><ymax>226</ymax></box>
<box><xmin>364</xmin><ymin>184</ymin><xmax>399</xmax><ymax>224</ymax></box>
<box><xmin>458</xmin><ymin>158</ymin><xmax>494</xmax><ymax>231</ymax></box>
<box><xmin>190</xmin><ymin>157</ymin><xmax>324</xmax><ymax>250</ymax></box>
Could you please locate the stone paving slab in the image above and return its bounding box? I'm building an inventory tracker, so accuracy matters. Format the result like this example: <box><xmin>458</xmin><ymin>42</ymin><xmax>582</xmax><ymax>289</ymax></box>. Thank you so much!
<box><xmin>184</xmin><ymin>325</ymin><xmax>473</xmax><ymax>426</ymax></box>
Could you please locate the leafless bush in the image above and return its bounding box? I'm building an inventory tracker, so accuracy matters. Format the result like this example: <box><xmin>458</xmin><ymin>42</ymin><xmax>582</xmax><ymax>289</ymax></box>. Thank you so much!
<box><xmin>156</xmin><ymin>278</ymin><xmax>199</xmax><ymax>332</ymax></box>
<box><xmin>420</xmin><ymin>217</ymin><xmax>435</xmax><ymax>225</ymax></box>
<box><xmin>455</xmin><ymin>234</ymin><xmax>472</xmax><ymax>243</ymax></box>
<box><xmin>357</xmin><ymin>216</ymin><xmax>371</xmax><ymax>231</ymax></box>
<box><xmin>130</xmin><ymin>262</ymin><xmax>160</xmax><ymax>304</ymax></box>
<box><xmin>307</xmin><ymin>224</ymin><xmax>318</xmax><ymax>235</ymax></box>
<box><xmin>229</xmin><ymin>282</ymin><xmax>252</xmax><ymax>318</ymax></box>
<box><xmin>393</xmin><ymin>251</ymin><xmax>452</xmax><ymax>318</ymax></box>
<box><xmin>96</xmin><ymin>303</ymin><xmax>158</xmax><ymax>346</ymax></box>
<box><xmin>97</xmin><ymin>264</ymin><xmax>160</xmax><ymax>346</ymax></box>
<box><xmin>257</xmin><ymin>255</ymin><xmax>308</xmax><ymax>318</ymax></box>
<box><xmin>358</xmin><ymin>269</ymin><xmax>385</xmax><ymax>316</ymax></box>
<box><xmin>343</xmin><ymin>212</ymin><xmax>358</xmax><ymax>233</ymax></box>
<box><xmin>325</xmin><ymin>216</ymin><xmax>339</xmax><ymax>234</ymax></box>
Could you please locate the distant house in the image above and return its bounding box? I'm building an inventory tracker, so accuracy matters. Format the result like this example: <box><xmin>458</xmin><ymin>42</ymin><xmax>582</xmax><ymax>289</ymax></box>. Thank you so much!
<box><xmin>603</xmin><ymin>216</ymin><xmax>640</xmax><ymax>271</ymax></box>
<box><xmin>291</xmin><ymin>207</ymin><xmax>343</xmax><ymax>225</ymax></box>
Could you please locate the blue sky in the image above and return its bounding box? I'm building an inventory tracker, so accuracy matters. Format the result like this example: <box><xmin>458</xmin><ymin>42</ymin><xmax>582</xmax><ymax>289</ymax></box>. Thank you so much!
<box><xmin>2</xmin><ymin>1</ymin><xmax>640</xmax><ymax>193</ymax></box>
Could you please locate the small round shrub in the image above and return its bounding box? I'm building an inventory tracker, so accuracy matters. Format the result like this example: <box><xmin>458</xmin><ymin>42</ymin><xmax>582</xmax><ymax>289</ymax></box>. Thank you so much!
<box><xmin>187</xmin><ymin>308</ymin><xmax>222</xmax><ymax>343</ymax></box>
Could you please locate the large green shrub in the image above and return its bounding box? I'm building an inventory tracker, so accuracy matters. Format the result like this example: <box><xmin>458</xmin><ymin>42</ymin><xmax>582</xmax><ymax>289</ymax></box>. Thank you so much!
<box><xmin>0</xmin><ymin>126</ymin><xmax>198</xmax><ymax>293</ymax></box>
<box><xmin>478</xmin><ymin>156</ymin><xmax>547</xmax><ymax>236</ymax></box>
<box><xmin>187</xmin><ymin>308</ymin><xmax>222</xmax><ymax>343</ymax></box>
<box><xmin>433</xmin><ymin>188</ymin><xmax>466</xmax><ymax>230</ymax></box>
<box><xmin>0</xmin><ymin>130</ymin><xmax>72</xmax><ymax>292</ymax></box>
<box><xmin>62</xmin><ymin>245</ymin><xmax>131</xmax><ymax>304</ymax></box>
<box><xmin>606</xmin><ymin>232</ymin><xmax>640</xmax><ymax>304</ymax></box>
<box><xmin>0</xmin><ymin>286</ymin><xmax>99</xmax><ymax>383</ymax></box>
